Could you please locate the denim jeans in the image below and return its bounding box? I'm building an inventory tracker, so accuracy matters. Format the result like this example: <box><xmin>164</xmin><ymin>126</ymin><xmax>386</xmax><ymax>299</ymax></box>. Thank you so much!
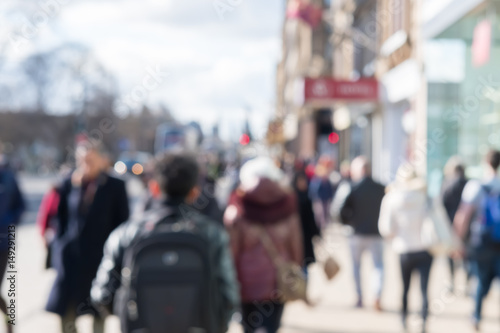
<box><xmin>349</xmin><ymin>235</ymin><xmax>384</xmax><ymax>299</ymax></box>
<box><xmin>473</xmin><ymin>248</ymin><xmax>500</xmax><ymax>322</ymax></box>
<box><xmin>312</xmin><ymin>199</ymin><xmax>331</xmax><ymax>229</ymax></box>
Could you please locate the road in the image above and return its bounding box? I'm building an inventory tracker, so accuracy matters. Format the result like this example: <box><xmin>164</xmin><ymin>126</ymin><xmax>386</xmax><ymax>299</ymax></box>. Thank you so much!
<box><xmin>3</xmin><ymin>174</ymin><xmax>500</xmax><ymax>333</ymax></box>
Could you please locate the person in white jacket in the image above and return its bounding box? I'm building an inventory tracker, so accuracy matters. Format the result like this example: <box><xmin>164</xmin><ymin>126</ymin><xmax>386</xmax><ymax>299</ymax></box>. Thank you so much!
<box><xmin>378</xmin><ymin>164</ymin><xmax>433</xmax><ymax>333</ymax></box>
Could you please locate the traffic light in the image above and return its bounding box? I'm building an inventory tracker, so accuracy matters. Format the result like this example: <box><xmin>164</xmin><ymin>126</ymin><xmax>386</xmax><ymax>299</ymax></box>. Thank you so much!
<box><xmin>328</xmin><ymin>132</ymin><xmax>340</xmax><ymax>144</ymax></box>
<box><xmin>240</xmin><ymin>134</ymin><xmax>250</xmax><ymax>145</ymax></box>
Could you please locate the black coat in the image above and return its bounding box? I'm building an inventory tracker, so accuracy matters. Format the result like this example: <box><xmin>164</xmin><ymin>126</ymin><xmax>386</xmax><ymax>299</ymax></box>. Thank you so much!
<box><xmin>293</xmin><ymin>173</ymin><xmax>321</xmax><ymax>265</ymax></box>
<box><xmin>340</xmin><ymin>177</ymin><xmax>385</xmax><ymax>236</ymax></box>
<box><xmin>441</xmin><ymin>176</ymin><xmax>467</xmax><ymax>223</ymax></box>
<box><xmin>46</xmin><ymin>173</ymin><xmax>129</xmax><ymax>317</ymax></box>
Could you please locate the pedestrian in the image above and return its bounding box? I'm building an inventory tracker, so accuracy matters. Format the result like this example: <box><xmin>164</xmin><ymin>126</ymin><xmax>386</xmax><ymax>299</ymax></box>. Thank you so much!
<box><xmin>0</xmin><ymin>158</ymin><xmax>25</xmax><ymax>333</ymax></box>
<box><xmin>45</xmin><ymin>144</ymin><xmax>129</xmax><ymax>333</ymax></box>
<box><xmin>193</xmin><ymin>156</ymin><xmax>224</xmax><ymax>223</ymax></box>
<box><xmin>330</xmin><ymin>160</ymin><xmax>352</xmax><ymax>224</ymax></box>
<box><xmin>91</xmin><ymin>152</ymin><xmax>239</xmax><ymax>333</ymax></box>
<box><xmin>454</xmin><ymin>149</ymin><xmax>500</xmax><ymax>331</ymax></box>
<box><xmin>140</xmin><ymin>155</ymin><xmax>224</xmax><ymax>224</ymax></box>
<box><xmin>339</xmin><ymin>156</ymin><xmax>385</xmax><ymax>310</ymax></box>
<box><xmin>379</xmin><ymin>164</ymin><xmax>434</xmax><ymax>333</ymax></box>
<box><xmin>309</xmin><ymin>163</ymin><xmax>335</xmax><ymax>229</ymax></box>
<box><xmin>293</xmin><ymin>169</ymin><xmax>321</xmax><ymax>272</ymax></box>
<box><xmin>224</xmin><ymin>157</ymin><xmax>303</xmax><ymax>333</ymax></box>
<box><xmin>440</xmin><ymin>156</ymin><xmax>468</xmax><ymax>291</ymax></box>
<box><xmin>36</xmin><ymin>185</ymin><xmax>60</xmax><ymax>269</ymax></box>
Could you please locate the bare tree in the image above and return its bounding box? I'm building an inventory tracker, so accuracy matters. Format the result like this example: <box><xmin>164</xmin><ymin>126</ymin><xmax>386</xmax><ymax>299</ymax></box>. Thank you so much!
<box><xmin>22</xmin><ymin>53</ymin><xmax>50</xmax><ymax>112</ymax></box>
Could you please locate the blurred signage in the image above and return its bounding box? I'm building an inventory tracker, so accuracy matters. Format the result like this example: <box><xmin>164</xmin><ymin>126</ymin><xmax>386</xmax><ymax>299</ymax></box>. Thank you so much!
<box><xmin>381</xmin><ymin>59</ymin><xmax>420</xmax><ymax>103</ymax></box>
<box><xmin>380</xmin><ymin>30</ymin><xmax>408</xmax><ymax>57</ymax></box>
<box><xmin>304</xmin><ymin>78</ymin><xmax>379</xmax><ymax>103</ymax></box>
<box><xmin>286</xmin><ymin>0</ymin><xmax>323</xmax><ymax>28</ymax></box>
<box><xmin>267</xmin><ymin>119</ymin><xmax>286</xmax><ymax>144</ymax></box>
<box><xmin>472</xmin><ymin>19</ymin><xmax>491</xmax><ymax>67</ymax></box>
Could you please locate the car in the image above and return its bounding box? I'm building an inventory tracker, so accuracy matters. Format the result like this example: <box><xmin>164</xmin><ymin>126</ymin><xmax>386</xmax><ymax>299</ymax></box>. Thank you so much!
<box><xmin>114</xmin><ymin>151</ymin><xmax>152</xmax><ymax>176</ymax></box>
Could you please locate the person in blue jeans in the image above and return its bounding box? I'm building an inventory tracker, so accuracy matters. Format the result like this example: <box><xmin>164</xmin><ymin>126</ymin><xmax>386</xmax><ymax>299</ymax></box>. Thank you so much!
<box><xmin>455</xmin><ymin>149</ymin><xmax>500</xmax><ymax>331</ymax></box>
<box><xmin>340</xmin><ymin>156</ymin><xmax>385</xmax><ymax>311</ymax></box>
<box><xmin>309</xmin><ymin>163</ymin><xmax>334</xmax><ymax>230</ymax></box>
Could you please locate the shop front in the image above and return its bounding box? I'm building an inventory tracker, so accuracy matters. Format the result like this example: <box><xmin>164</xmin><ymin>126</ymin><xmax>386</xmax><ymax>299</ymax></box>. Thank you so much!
<box><xmin>425</xmin><ymin>0</ymin><xmax>500</xmax><ymax>183</ymax></box>
<box><xmin>298</xmin><ymin>77</ymin><xmax>379</xmax><ymax>165</ymax></box>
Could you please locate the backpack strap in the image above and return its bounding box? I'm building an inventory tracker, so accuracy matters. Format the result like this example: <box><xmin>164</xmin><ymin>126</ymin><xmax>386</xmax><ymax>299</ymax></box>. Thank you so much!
<box><xmin>141</xmin><ymin>207</ymin><xmax>179</xmax><ymax>233</ymax></box>
<box><xmin>481</xmin><ymin>184</ymin><xmax>492</xmax><ymax>195</ymax></box>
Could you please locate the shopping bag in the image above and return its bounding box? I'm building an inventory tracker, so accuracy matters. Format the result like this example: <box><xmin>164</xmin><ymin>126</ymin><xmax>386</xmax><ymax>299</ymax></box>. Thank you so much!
<box><xmin>421</xmin><ymin>198</ymin><xmax>461</xmax><ymax>256</ymax></box>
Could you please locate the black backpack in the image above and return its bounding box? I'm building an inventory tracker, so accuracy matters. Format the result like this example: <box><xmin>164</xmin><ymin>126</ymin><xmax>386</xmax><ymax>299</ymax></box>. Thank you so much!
<box><xmin>115</xmin><ymin>209</ymin><xmax>217</xmax><ymax>333</ymax></box>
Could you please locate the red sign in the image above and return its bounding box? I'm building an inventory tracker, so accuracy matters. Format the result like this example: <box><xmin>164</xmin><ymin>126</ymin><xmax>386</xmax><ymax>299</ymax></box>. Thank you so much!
<box><xmin>304</xmin><ymin>78</ymin><xmax>379</xmax><ymax>102</ymax></box>
<box><xmin>472</xmin><ymin>19</ymin><xmax>491</xmax><ymax>67</ymax></box>
<box><xmin>287</xmin><ymin>0</ymin><xmax>323</xmax><ymax>28</ymax></box>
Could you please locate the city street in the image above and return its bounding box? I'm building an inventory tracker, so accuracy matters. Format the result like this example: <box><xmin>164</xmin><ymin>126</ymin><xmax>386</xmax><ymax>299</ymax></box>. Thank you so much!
<box><xmin>4</xmin><ymin>174</ymin><xmax>499</xmax><ymax>333</ymax></box>
<box><xmin>2</xmin><ymin>1</ymin><xmax>500</xmax><ymax>333</ymax></box>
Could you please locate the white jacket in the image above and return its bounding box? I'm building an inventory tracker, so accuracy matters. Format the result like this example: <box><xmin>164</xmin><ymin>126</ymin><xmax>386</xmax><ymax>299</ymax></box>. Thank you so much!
<box><xmin>378</xmin><ymin>179</ymin><xmax>429</xmax><ymax>254</ymax></box>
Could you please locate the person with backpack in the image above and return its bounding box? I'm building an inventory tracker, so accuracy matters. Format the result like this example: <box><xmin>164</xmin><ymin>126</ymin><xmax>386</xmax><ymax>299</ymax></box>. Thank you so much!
<box><xmin>379</xmin><ymin>164</ymin><xmax>434</xmax><ymax>333</ymax></box>
<box><xmin>91</xmin><ymin>152</ymin><xmax>239</xmax><ymax>333</ymax></box>
<box><xmin>454</xmin><ymin>149</ymin><xmax>500</xmax><ymax>331</ymax></box>
<box><xmin>339</xmin><ymin>156</ymin><xmax>385</xmax><ymax>310</ymax></box>
<box><xmin>45</xmin><ymin>144</ymin><xmax>130</xmax><ymax>333</ymax></box>
<box><xmin>0</xmin><ymin>159</ymin><xmax>25</xmax><ymax>333</ymax></box>
<box><xmin>224</xmin><ymin>157</ymin><xmax>303</xmax><ymax>333</ymax></box>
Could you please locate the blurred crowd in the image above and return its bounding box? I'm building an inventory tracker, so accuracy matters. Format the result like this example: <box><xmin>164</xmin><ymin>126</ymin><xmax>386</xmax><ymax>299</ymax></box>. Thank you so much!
<box><xmin>1</xmin><ymin>144</ymin><xmax>500</xmax><ymax>333</ymax></box>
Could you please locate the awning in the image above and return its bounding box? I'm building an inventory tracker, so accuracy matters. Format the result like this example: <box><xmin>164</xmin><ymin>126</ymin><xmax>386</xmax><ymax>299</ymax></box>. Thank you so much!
<box><xmin>423</xmin><ymin>0</ymin><xmax>485</xmax><ymax>39</ymax></box>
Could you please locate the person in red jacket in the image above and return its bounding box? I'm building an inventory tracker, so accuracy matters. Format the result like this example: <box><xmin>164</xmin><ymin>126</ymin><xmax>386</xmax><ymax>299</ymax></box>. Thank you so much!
<box><xmin>224</xmin><ymin>157</ymin><xmax>303</xmax><ymax>333</ymax></box>
<box><xmin>36</xmin><ymin>186</ymin><xmax>60</xmax><ymax>268</ymax></box>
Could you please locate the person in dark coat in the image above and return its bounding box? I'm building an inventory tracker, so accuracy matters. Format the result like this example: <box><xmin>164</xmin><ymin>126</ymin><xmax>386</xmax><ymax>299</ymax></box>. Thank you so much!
<box><xmin>46</xmin><ymin>145</ymin><xmax>129</xmax><ymax>333</ymax></box>
<box><xmin>0</xmin><ymin>160</ymin><xmax>25</xmax><ymax>333</ymax></box>
<box><xmin>340</xmin><ymin>156</ymin><xmax>386</xmax><ymax>311</ymax></box>
<box><xmin>440</xmin><ymin>157</ymin><xmax>468</xmax><ymax>291</ymax></box>
<box><xmin>293</xmin><ymin>171</ymin><xmax>321</xmax><ymax>270</ymax></box>
<box><xmin>309</xmin><ymin>163</ymin><xmax>335</xmax><ymax>229</ymax></box>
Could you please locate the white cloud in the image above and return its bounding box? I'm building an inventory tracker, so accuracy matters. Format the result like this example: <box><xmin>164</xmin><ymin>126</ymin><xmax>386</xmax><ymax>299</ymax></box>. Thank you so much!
<box><xmin>3</xmin><ymin>0</ymin><xmax>283</xmax><ymax>140</ymax></box>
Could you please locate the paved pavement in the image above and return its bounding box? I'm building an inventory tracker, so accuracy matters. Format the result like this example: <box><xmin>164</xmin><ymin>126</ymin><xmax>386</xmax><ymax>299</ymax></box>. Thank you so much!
<box><xmin>4</xmin><ymin>175</ymin><xmax>500</xmax><ymax>333</ymax></box>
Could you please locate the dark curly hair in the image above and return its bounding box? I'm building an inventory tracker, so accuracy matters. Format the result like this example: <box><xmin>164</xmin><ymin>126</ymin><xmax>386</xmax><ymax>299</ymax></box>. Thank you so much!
<box><xmin>154</xmin><ymin>152</ymin><xmax>199</xmax><ymax>199</ymax></box>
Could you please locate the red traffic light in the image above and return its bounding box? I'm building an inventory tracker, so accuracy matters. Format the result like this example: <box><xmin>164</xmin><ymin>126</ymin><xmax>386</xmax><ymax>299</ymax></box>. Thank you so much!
<box><xmin>240</xmin><ymin>134</ymin><xmax>250</xmax><ymax>145</ymax></box>
<box><xmin>328</xmin><ymin>132</ymin><xmax>340</xmax><ymax>144</ymax></box>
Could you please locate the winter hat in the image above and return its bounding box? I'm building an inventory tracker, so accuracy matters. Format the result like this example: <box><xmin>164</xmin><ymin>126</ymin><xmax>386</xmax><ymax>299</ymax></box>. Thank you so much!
<box><xmin>239</xmin><ymin>156</ymin><xmax>284</xmax><ymax>190</ymax></box>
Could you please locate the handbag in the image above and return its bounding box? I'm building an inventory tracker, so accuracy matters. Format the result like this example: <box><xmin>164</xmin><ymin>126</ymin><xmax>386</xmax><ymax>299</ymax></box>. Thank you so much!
<box><xmin>421</xmin><ymin>198</ymin><xmax>461</xmax><ymax>256</ymax></box>
<box><xmin>257</xmin><ymin>226</ymin><xmax>308</xmax><ymax>303</ymax></box>
<box><xmin>323</xmin><ymin>256</ymin><xmax>340</xmax><ymax>280</ymax></box>
<box><xmin>312</xmin><ymin>236</ymin><xmax>341</xmax><ymax>281</ymax></box>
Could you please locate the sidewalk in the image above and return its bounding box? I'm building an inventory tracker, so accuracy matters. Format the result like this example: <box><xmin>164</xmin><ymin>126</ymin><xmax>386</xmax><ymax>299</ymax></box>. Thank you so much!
<box><xmin>10</xmin><ymin>224</ymin><xmax>500</xmax><ymax>333</ymax></box>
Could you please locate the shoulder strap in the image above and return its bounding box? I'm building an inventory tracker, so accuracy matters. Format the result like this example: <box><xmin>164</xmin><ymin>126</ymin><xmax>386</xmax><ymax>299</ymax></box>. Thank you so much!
<box><xmin>147</xmin><ymin>207</ymin><xmax>180</xmax><ymax>227</ymax></box>
<box><xmin>136</xmin><ymin>207</ymin><xmax>179</xmax><ymax>236</ymax></box>
<box><xmin>481</xmin><ymin>184</ymin><xmax>492</xmax><ymax>195</ymax></box>
<box><xmin>256</xmin><ymin>225</ymin><xmax>283</xmax><ymax>267</ymax></box>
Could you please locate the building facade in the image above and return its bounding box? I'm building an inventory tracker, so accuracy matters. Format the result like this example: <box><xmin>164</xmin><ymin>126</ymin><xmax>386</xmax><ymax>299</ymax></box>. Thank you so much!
<box><xmin>275</xmin><ymin>0</ymin><xmax>423</xmax><ymax>183</ymax></box>
<box><xmin>424</xmin><ymin>0</ymin><xmax>500</xmax><ymax>187</ymax></box>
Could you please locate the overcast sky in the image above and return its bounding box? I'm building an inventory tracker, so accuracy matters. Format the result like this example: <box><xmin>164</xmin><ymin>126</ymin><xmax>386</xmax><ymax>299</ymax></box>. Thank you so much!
<box><xmin>1</xmin><ymin>0</ymin><xmax>285</xmax><ymax>140</ymax></box>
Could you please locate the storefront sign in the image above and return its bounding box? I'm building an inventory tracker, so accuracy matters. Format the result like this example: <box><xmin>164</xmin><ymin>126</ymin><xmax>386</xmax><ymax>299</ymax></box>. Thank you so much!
<box><xmin>472</xmin><ymin>19</ymin><xmax>491</xmax><ymax>67</ymax></box>
<box><xmin>304</xmin><ymin>78</ymin><xmax>379</xmax><ymax>103</ymax></box>
<box><xmin>381</xmin><ymin>59</ymin><xmax>420</xmax><ymax>103</ymax></box>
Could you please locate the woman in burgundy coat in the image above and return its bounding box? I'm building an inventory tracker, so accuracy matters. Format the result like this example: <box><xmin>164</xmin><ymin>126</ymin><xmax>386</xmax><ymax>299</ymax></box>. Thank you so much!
<box><xmin>224</xmin><ymin>157</ymin><xmax>303</xmax><ymax>333</ymax></box>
